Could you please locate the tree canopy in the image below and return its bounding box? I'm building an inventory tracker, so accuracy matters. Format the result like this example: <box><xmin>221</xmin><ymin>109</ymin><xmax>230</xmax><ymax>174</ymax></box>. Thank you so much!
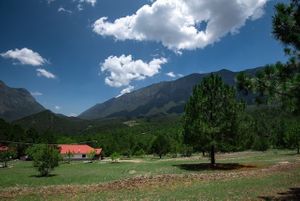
<box><xmin>237</xmin><ymin>0</ymin><xmax>300</xmax><ymax>114</ymax></box>
<box><xmin>183</xmin><ymin>74</ymin><xmax>244</xmax><ymax>164</ymax></box>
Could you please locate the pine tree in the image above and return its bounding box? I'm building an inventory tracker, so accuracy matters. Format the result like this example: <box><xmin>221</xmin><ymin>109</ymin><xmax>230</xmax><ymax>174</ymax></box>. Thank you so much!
<box><xmin>183</xmin><ymin>74</ymin><xmax>244</xmax><ymax>165</ymax></box>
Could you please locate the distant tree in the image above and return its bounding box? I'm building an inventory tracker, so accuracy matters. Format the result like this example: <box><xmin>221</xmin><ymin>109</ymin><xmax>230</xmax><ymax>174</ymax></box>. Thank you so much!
<box><xmin>181</xmin><ymin>145</ymin><xmax>193</xmax><ymax>157</ymax></box>
<box><xmin>151</xmin><ymin>134</ymin><xmax>171</xmax><ymax>159</ymax></box>
<box><xmin>237</xmin><ymin>0</ymin><xmax>300</xmax><ymax>114</ymax></box>
<box><xmin>285</xmin><ymin>120</ymin><xmax>300</xmax><ymax>154</ymax></box>
<box><xmin>183</xmin><ymin>74</ymin><xmax>244</xmax><ymax>165</ymax></box>
<box><xmin>66</xmin><ymin>150</ymin><xmax>74</xmax><ymax>164</ymax></box>
<box><xmin>0</xmin><ymin>150</ymin><xmax>16</xmax><ymax>168</ymax></box>
<box><xmin>111</xmin><ymin>152</ymin><xmax>120</xmax><ymax>162</ymax></box>
<box><xmin>0</xmin><ymin>119</ymin><xmax>11</xmax><ymax>141</ymax></box>
<box><xmin>57</xmin><ymin>136</ymin><xmax>75</xmax><ymax>144</ymax></box>
<box><xmin>87</xmin><ymin>150</ymin><xmax>96</xmax><ymax>162</ymax></box>
<box><xmin>26</xmin><ymin>144</ymin><xmax>61</xmax><ymax>177</ymax></box>
<box><xmin>134</xmin><ymin>149</ymin><xmax>145</xmax><ymax>157</ymax></box>
<box><xmin>10</xmin><ymin>125</ymin><xmax>26</xmax><ymax>158</ymax></box>
<box><xmin>25</xmin><ymin>128</ymin><xmax>40</xmax><ymax>143</ymax></box>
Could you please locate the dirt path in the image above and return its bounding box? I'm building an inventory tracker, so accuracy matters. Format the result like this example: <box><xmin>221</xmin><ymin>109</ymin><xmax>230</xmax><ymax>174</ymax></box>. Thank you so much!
<box><xmin>1</xmin><ymin>161</ymin><xmax>299</xmax><ymax>200</ymax></box>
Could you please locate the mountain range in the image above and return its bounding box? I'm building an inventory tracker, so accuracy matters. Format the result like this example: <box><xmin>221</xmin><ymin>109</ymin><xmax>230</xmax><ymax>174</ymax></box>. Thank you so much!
<box><xmin>79</xmin><ymin>68</ymin><xmax>260</xmax><ymax>120</ymax></box>
<box><xmin>0</xmin><ymin>67</ymin><xmax>262</xmax><ymax>129</ymax></box>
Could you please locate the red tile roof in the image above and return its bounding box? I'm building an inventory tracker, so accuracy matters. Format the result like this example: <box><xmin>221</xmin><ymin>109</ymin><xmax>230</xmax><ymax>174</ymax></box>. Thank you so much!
<box><xmin>58</xmin><ymin>144</ymin><xmax>102</xmax><ymax>155</ymax></box>
<box><xmin>0</xmin><ymin>146</ymin><xmax>9</xmax><ymax>152</ymax></box>
<box><xmin>95</xmin><ymin>148</ymin><xmax>102</xmax><ymax>155</ymax></box>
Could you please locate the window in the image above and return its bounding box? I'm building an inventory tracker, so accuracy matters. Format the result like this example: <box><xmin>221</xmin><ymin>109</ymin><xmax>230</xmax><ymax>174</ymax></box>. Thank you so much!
<box><xmin>82</xmin><ymin>154</ymin><xmax>86</xmax><ymax>158</ymax></box>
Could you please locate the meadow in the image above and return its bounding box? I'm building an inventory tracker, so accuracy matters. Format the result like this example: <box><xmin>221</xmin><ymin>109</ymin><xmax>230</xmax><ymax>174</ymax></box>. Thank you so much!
<box><xmin>0</xmin><ymin>150</ymin><xmax>299</xmax><ymax>201</ymax></box>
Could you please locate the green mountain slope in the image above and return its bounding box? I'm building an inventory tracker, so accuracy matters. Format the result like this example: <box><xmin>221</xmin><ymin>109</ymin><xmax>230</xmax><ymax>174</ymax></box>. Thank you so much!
<box><xmin>79</xmin><ymin>68</ymin><xmax>261</xmax><ymax>120</ymax></box>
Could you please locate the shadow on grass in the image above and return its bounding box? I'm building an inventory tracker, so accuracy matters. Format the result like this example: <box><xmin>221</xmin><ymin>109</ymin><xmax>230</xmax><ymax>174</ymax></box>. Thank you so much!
<box><xmin>283</xmin><ymin>153</ymin><xmax>300</xmax><ymax>156</ymax></box>
<box><xmin>174</xmin><ymin>163</ymin><xmax>256</xmax><ymax>171</ymax></box>
<box><xmin>259</xmin><ymin>187</ymin><xmax>300</xmax><ymax>201</ymax></box>
<box><xmin>30</xmin><ymin>174</ymin><xmax>57</xmax><ymax>178</ymax></box>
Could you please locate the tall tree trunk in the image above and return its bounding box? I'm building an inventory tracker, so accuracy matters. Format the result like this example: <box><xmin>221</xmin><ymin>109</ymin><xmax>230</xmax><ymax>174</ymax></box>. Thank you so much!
<box><xmin>4</xmin><ymin>161</ymin><xmax>7</xmax><ymax>168</ymax></box>
<box><xmin>210</xmin><ymin>145</ymin><xmax>215</xmax><ymax>165</ymax></box>
<box><xmin>202</xmin><ymin>151</ymin><xmax>205</xmax><ymax>157</ymax></box>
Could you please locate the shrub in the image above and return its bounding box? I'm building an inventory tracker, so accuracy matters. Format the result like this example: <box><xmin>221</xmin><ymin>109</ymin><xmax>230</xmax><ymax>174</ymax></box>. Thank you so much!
<box><xmin>0</xmin><ymin>150</ymin><xmax>16</xmax><ymax>168</ymax></box>
<box><xmin>111</xmin><ymin>152</ymin><xmax>120</xmax><ymax>162</ymax></box>
<box><xmin>26</xmin><ymin>144</ymin><xmax>61</xmax><ymax>176</ymax></box>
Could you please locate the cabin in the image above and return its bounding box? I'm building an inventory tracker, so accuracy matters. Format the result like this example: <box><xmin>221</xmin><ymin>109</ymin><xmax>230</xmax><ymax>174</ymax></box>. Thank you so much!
<box><xmin>58</xmin><ymin>144</ymin><xmax>102</xmax><ymax>160</ymax></box>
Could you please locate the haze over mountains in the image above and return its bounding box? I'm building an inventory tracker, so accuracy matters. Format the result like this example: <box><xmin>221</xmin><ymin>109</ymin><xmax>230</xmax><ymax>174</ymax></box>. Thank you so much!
<box><xmin>0</xmin><ymin>67</ymin><xmax>261</xmax><ymax>124</ymax></box>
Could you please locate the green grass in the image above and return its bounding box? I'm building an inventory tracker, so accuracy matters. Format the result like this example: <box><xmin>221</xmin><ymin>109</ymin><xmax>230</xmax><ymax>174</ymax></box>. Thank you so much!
<box><xmin>0</xmin><ymin>150</ymin><xmax>300</xmax><ymax>201</ymax></box>
<box><xmin>35</xmin><ymin>169</ymin><xmax>298</xmax><ymax>201</ymax></box>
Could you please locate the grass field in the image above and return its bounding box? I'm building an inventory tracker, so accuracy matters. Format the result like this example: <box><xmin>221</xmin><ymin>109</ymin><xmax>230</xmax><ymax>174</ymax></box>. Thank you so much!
<box><xmin>0</xmin><ymin>150</ymin><xmax>300</xmax><ymax>201</ymax></box>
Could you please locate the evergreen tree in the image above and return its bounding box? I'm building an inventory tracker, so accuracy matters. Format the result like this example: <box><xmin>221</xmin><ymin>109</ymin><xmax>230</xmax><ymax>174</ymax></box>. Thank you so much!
<box><xmin>285</xmin><ymin>120</ymin><xmax>300</xmax><ymax>154</ymax></box>
<box><xmin>183</xmin><ymin>74</ymin><xmax>244</xmax><ymax>165</ymax></box>
<box><xmin>151</xmin><ymin>134</ymin><xmax>171</xmax><ymax>159</ymax></box>
<box><xmin>237</xmin><ymin>0</ymin><xmax>300</xmax><ymax>114</ymax></box>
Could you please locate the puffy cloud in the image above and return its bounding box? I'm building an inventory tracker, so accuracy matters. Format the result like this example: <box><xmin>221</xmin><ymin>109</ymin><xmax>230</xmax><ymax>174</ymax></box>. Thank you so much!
<box><xmin>80</xmin><ymin>0</ymin><xmax>97</xmax><ymax>6</ymax></box>
<box><xmin>166</xmin><ymin>72</ymin><xmax>176</xmax><ymax>78</ymax></box>
<box><xmin>30</xmin><ymin>91</ymin><xmax>43</xmax><ymax>96</ymax></box>
<box><xmin>54</xmin><ymin>105</ymin><xmax>61</xmax><ymax>110</ymax></box>
<box><xmin>58</xmin><ymin>7</ymin><xmax>72</xmax><ymax>14</ymax></box>
<box><xmin>77</xmin><ymin>0</ymin><xmax>97</xmax><ymax>10</ymax></box>
<box><xmin>116</xmin><ymin>85</ymin><xmax>134</xmax><ymax>98</ymax></box>
<box><xmin>36</xmin><ymin>68</ymin><xmax>56</xmax><ymax>79</ymax></box>
<box><xmin>93</xmin><ymin>0</ymin><xmax>268</xmax><ymax>52</ymax></box>
<box><xmin>101</xmin><ymin>55</ymin><xmax>167</xmax><ymax>87</ymax></box>
<box><xmin>1</xmin><ymin>48</ymin><xmax>47</xmax><ymax>66</ymax></box>
<box><xmin>166</xmin><ymin>72</ymin><xmax>184</xmax><ymax>78</ymax></box>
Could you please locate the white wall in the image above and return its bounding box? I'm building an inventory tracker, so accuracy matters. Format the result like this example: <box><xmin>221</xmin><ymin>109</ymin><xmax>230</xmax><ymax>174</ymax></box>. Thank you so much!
<box><xmin>62</xmin><ymin>154</ymin><xmax>87</xmax><ymax>160</ymax></box>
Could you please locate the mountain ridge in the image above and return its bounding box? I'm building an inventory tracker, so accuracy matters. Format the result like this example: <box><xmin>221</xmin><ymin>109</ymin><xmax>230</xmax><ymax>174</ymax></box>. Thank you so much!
<box><xmin>0</xmin><ymin>81</ymin><xmax>45</xmax><ymax>121</ymax></box>
<box><xmin>79</xmin><ymin>67</ymin><xmax>262</xmax><ymax>120</ymax></box>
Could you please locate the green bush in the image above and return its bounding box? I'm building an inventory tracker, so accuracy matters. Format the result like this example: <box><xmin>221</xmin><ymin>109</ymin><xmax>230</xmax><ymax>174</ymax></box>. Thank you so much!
<box><xmin>134</xmin><ymin>149</ymin><xmax>145</xmax><ymax>157</ymax></box>
<box><xmin>0</xmin><ymin>150</ymin><xmax>16</xmax><ymax>168</ymax></box>
<box><xmin>181</xmin><ymin>145</ymin><xmax>193</xmax><ymax>157</ymax></box>
<box><xmin>26</xmin><ymin>144</ymin><xmax>61</xmax><ymax>176</ymax></box>
<box><xmin>252</xmin><ymin>136</ymin><xmax>269</xmax><ymax>151</ymax></box>
<box><xmin>111</xmin><ymin>152</ymin><xmax>120</xmax><ymax>162</ymax></box>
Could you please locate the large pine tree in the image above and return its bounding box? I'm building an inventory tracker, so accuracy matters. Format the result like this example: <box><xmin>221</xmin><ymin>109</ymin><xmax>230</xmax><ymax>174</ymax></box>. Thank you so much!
<box><xmin>183</xmin><ymin>74</ymin><xmax>244</xmax><ymax>165</ymax></box>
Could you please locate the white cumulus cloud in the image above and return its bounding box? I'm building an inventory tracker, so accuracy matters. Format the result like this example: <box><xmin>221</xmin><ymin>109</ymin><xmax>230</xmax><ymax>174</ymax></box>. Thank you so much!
<box><xmin>93</xmin><ymin>0</ymin><xmax>268</xmax><ymax>52</ymax></box>
<box><xmin>1</xmin><ymin>48</ymin><xmax>47</xmax><ymax>66</ymax></box>
<box><xmin>116</xmin><ymin>85</ymin><xmax>134</xmax><ymax>98</ymax></box>
<box><xmin>36</xmin><ymin>68</ymin><xmax>56</xmax><ymax>79</ymax></box>
<box><xmin>101</xmin><ymin>55</ymin><xmax>167</xmax><ymax>87</ymax></box>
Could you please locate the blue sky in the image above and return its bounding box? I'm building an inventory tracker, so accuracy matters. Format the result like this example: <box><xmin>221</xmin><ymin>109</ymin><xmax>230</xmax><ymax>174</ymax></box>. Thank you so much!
<box><xmin>0</xmin><ymin>0</ymin><xmax>288</xmax><ymax>116</ymax></box>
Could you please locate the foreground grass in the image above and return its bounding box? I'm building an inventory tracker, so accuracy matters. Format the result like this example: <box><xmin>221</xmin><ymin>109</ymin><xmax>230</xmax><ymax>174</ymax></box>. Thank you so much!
<box><xmin>18</xmin><ymin>169</ymin><xmax>299</xmax><ymax>201</ymax></box>
<box><xmin>0</xmin><ymin>150</ymin><xmax>299</xmax><ymax>201</ymax></box>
